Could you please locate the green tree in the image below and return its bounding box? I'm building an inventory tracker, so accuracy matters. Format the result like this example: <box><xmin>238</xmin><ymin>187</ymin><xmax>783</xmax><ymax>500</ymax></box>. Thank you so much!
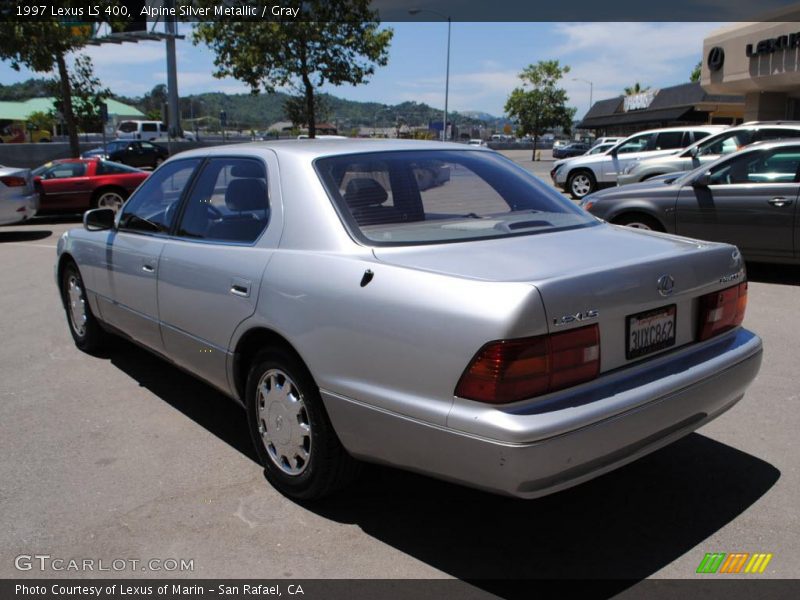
<box><xmin>193</xmin><ymin>0</ymin><xmax>393</xmax><ymax>138</ymax></box>
<box><xmin>504</xmin><ymin>60</ymin><xmax>576</xmax><ymax>160</ymax></box>
<box><xmin>26</xmin><ymin>111</ymin><xmax>55</xmax><ymax>134</ymax></box>
<box><xmin>624</xmin><ymin>82</ymin><xmax>650</xmax><ymax>95</ymax></box>
<box><xmin>283</xmin><ymin>92</ymin><xmax>330</xmax><ymax>130</ymax></box>
<box><xmin>690</xmin><ymin>61</ymin><xmax>702</xmax><ymax>82</ymax></box>
<box><xmin>0</xmin><ymin>5</ymin><xmax>119</xmax><ymax>156</ymax></box>
<box><xmin>50</xmin><ymin>55</ymin><xmax>110</xmax><ymax>134</ymax></box>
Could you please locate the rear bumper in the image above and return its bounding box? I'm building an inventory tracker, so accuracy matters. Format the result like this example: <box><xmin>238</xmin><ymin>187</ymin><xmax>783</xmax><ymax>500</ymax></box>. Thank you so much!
<box><xmin>323</xmin><ymin>328</ymin><xmax>762</xmax><ymax>498</ymax></box>
<box><xmin>0</xmin><ymin>192</ymin><xmax>39</xmax><ymax>224</ymax></box>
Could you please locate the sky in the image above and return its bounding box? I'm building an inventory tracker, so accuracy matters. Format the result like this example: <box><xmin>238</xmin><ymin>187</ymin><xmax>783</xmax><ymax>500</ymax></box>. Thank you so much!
<box><xmin>0</xmin><ymin>22</ymin><xmax>727</xmax><ymax>120</ymax></box>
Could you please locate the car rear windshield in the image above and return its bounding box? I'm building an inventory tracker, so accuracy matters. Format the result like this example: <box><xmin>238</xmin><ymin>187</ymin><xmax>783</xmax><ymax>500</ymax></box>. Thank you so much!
<box><xmin>315</xmin><ymin>150</ymin><xmax>596</xmax><ymax>246</ymax></box>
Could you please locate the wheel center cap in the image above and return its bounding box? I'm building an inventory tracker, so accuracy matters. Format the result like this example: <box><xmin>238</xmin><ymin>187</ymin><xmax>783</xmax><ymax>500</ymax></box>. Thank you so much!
<box><xmin>267</xmin><ymin>404</ymin><xmax>292</xmax><ymax>445</ymax></box>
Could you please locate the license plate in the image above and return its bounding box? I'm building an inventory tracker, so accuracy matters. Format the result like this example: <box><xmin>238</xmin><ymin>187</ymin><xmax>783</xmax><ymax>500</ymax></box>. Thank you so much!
<box><xmin>626</xmin><ymin>305</ymin><xmax>676</xmax><ymax>360</ymax></box>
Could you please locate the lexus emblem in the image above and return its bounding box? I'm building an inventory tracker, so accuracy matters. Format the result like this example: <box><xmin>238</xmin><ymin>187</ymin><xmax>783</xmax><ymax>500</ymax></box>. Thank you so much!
<box><xmin>707</xmin><ymin>46</ymin><xmax>725</xmax><ymax>72</ymax></box>
<box><xmin>657</xmin><ymin>275</ymin><xmax>675</xmax><ymax>297</ymax></box>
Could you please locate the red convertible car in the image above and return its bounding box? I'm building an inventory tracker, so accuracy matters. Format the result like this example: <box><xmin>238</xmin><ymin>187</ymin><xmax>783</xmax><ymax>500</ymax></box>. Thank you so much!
<box><xmin>33</xmin><ymin>158</ymin><xmax>149</xmax><ymax>214</ymax></box>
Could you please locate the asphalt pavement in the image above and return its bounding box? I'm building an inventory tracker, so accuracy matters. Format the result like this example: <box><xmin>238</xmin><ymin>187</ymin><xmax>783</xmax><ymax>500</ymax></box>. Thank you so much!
<box><xmin>0</xmin><ymin>151</ymin><xmax>798</xmax><ymax>591</ymax></box>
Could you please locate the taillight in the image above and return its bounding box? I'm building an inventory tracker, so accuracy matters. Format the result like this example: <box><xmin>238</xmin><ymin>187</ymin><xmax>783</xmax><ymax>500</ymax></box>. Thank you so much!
<box><xmin>0</xmin><ymin>176</ymin><xmax>26</xmax><ymax>187</ymax></box>
<box><xmin>455</xmin><ymin>324</ymin><xmax>600</xmax><ymax>404</ymax></box>
<box><xmin>698</xmin><ymin>282</ymin><xmax>748</xmax><ymax>341</ymax></box>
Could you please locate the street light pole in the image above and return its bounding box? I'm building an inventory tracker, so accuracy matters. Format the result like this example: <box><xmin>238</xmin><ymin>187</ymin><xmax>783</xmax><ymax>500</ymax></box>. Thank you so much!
<box><xmin>409</xmin><ymin>9</ymin><xmax>451</xmax><ymax>142</ymax></box>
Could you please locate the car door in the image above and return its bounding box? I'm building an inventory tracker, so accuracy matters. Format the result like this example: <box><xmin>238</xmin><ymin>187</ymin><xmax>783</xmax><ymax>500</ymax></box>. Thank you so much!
<box><xmin>157</xmin><ymin>155</ymin><xmax>281</xmax><ymax>393</ymax></box>
<box><xmin>675</xmin><ymin>146</ymin><xmax>800</xmax><ymax>259</ymax></box>
<box><xmin>604</xmin><ymin>133</ymin><xmax>655</xmax><ymax>179</ymax></box>
<box><xmin>37</xmin><ymin>161</ymin><xmax>92</xmax><ymax>211</ymax></box>
<box><xmin>93</xmin><ymin>158</ymin><xmax>202</xmax><ymax>351</ymax></box>
<box><xmin>137</xmin><ymin>141</ymin><xmax>159</xmax><ymax>168</ymax></box>
<box><xmin>124</xmin><ymin>142</ymin><xmax>147</xmax><ymax>168</ymax></box>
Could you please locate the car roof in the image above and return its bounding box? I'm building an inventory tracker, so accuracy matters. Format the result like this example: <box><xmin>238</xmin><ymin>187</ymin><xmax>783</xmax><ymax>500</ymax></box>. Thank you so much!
<box><xmin>170</xmin><ymin>139</ymin><xmax>487</xmax><ymax>161</ymax></box>
<box><xmin>631</xmin><ymin>125</ymin><xmax>727</xmax><ymax>135</ymax></box>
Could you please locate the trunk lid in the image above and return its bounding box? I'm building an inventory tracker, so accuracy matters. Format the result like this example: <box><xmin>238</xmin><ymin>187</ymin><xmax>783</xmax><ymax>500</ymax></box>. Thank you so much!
<box><xmin>373</xmin><ymin>223</ymin><xmax>744</xmax><ymax>372</ymax></box>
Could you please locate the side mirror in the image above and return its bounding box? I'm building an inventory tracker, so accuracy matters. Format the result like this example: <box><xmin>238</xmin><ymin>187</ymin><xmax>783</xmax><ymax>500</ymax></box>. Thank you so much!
<box><xmin>83</xmin><ymin>208</ymin><xmax>116</xmax><ymax>231</ymax></box>
<box><xmin>689</xmin><ymin>146</ymin><xmax>700</xmax><ymax>158</ymax></box>
<box><xmin>693</xmin><ymin>171</ymin><xmax>711</xmax><ymax>187</ymax></box>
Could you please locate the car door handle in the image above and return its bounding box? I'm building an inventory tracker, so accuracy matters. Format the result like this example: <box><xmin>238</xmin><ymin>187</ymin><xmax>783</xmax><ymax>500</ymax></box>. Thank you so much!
<box><xmin>142</xmin><ymin>263</ymin><xmax>155</xmax><ymax>273</ymax></box>
<box><xmin>768</xmin><ymin>197</ymin><xmax>793</xmax><ymax>207</ymax></box>
<box><xmin>230</xmin><ymin>278</ymin><xmax>251</xmax><ymax>297</ymax></box>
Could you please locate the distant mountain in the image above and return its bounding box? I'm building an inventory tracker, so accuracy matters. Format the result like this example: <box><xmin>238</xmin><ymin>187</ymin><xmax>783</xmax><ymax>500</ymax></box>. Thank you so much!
<box><xmin>0</xmin><ymin>77</ymin><xmax>502</xmax><ymax>131</ymax></box>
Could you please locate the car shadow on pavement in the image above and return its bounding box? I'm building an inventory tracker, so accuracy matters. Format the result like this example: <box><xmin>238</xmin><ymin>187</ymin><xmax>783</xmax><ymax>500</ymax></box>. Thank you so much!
<box><xmin>21</xmin><ymin>214</ymin><xmax>83</xmax><ymax>225</ymax></box>
<box><xmin>745</xmin><ymin>262</ymin><xmax>800</xmax><ymax>286</ymax></box>
<box><xmin>100</xmin><ymin>338</ymin><xmax>778</xmax><ymax>597</ymax></box>
<box><xmin>0</xmin><ymin>229</ymin><xmax>52</xmax><ymax>243</ymax></box>
<box><xmin>309</xmin><ymin>436</ymin><xmax>779</xmax><ymax>598</ymax></box>
<box><xmin>104</xmin><ymin>337</ymin><xmax>259</xmax><ymax>463</ymax></box>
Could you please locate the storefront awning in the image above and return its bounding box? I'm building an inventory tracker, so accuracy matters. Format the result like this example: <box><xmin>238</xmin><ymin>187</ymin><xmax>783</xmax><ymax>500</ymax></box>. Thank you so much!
<box><xmin>578</xmin><ymin>106</ymin><xmax>694</xmax><ymax>129</ymax></box>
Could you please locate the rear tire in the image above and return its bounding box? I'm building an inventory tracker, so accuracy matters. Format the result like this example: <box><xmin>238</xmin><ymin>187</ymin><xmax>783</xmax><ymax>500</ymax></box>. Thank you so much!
<box><xmin>245</xmin><ymin>348</ymin><xmax>360</xmax><ymax>500</ymax></box>
<box><xmin>613</xmin><ymin>213</ymin><xmax>665</xmax><ymax>232</ymax></box>
<box><xmin>92</xmin><ymin>188</ymin><xmax>126</xmax><ymax>213</ymax></box>
<box><xmin>567</xmin><ymin>169</ymin><xmax>596</xmax><ymax>199</ymax></box>
<box><xmin>60</xmin><ymin>260</ymin><xmax>108</xmax><ymax>353</ymax></box>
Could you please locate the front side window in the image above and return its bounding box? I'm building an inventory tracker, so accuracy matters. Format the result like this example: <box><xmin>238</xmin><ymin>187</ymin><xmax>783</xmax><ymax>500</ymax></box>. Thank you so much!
<box><xmin>709</xmin><ymin>147</ymin><xmax>800</xmax><ymax>185</ymax></box>
<box><xmin>176</xmin><ymin>158</ymin><xmax>269</xmax><ymax>243</ymax></box>
<box><xmin>615</xmin><ymin>133</ymin><xmax>654</xmax><ymax>154</ymax></box>
<box><xmin>34</xmin><ymin>162</ymin><xmax>87</xmax><ymax>179</ymax></box>
<box><xmin>118</xmin><ymin>159</ymin><xmax>201</xmax><ymax>234</ymax></box>
<box><xmin>696</xmin><ymin>130</ymin><xmax>755</xmax><ymax>157</ymax></box>
<box><xmin>316</xmin><ymin>150</ymin><xmax>596</xmax><ymax>246</ymax></box>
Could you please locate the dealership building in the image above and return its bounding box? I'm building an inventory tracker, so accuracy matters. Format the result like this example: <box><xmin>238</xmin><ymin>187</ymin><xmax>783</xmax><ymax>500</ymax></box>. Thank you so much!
<box><xmin>701</xmin><ymin>14</ymin><xmax>800</xmax><ymax>121</ymax></box>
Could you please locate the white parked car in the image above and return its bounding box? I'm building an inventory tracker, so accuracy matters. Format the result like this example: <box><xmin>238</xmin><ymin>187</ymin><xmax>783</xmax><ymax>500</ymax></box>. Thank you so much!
<box><xmin>0</xmin><ymin>165</ymin><xmax>38</xmax><ymax>225</ymax></box>
<box><xmin>551</xmin><ymin>126</ymin><xmax>726</xmax><ymax>199</ymax></box>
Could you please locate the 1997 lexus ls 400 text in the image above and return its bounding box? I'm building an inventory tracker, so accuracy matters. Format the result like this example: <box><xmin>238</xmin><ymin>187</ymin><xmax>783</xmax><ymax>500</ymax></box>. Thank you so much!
<box><xmin>55</xmin><ymin>140</ymin><xmax>762</xmax><ymax>500</ymax></box>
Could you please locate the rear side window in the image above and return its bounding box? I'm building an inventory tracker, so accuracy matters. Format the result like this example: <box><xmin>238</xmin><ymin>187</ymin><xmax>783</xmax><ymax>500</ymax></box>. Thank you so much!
<box><xmin>654</xmin><ymin>131</ymin><xmax>684</xmax><ymax>150</ymax></box>
<box><xmin>119</xmin><ymin>159</ymin><xmax>201</xmax><ymax>234</ymax></box>
<box><xmin>316</xmin><ymin>150</ymin><xmax>595</xmax><ymax>246</ymax></box>
<box><xmin>142</xmin><ymin>123</ymin><xmax>157</xmax><ymax>132</ymax></box>
<box><xmin>176</xmin><ymin>158</ymin><xmax>269</xmax><ymax>243</ymax></box>
<box><xmin>96</xmin><ymin>161</ymin><xmax>140</xmax><ymax>174</ymax></box>
<box><xmin>754</xmin><ymin>128</ymin><xmax>800</xmax><ymax>142</ymax></box>
<box><xmin>118</xmin><ymin>122</ymin><xmax>137</xmax><ymax>133</ymax></box>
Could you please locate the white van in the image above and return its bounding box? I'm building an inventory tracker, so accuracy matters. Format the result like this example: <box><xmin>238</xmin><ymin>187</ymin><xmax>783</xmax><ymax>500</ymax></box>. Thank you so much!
<box><xmin>117</xmin><ymin>120</ymin><xmax>167</xmax><ymax>141</ymax></box>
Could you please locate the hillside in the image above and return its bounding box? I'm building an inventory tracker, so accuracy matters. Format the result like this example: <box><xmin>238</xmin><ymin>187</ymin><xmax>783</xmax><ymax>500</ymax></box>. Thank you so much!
<box><xmin>0</xmin><ymin>77</ymin><xmax>505</xmax><ymax>131</ymax></box>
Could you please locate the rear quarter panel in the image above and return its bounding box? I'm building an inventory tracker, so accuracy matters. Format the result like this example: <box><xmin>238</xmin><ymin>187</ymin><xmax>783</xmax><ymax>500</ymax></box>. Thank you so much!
<box><xmin>241</xmin><ymin>250</ymin><xmax>548</xmax><ymax>426</ymax></box>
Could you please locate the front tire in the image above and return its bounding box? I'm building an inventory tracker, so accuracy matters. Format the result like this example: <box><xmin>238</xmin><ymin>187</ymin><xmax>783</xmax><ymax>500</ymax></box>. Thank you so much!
<box><xmin>245</xmin><ymin>348</ymin><xmax>360</xmax><ymax>500</ymax></box>
<box><xmin>60</xmin><ymin>260</ymin><xmax>108</xmax><ymax>353</ymax></box>
<box><xmin>567</xmin><ymin>169</ymin><xmax>596</xmax><ymax>199</ymax></box>
<box><xmin>613</xmin><ymin>213</ymin><xmax>665</xmax><ymax>232</ymax></box>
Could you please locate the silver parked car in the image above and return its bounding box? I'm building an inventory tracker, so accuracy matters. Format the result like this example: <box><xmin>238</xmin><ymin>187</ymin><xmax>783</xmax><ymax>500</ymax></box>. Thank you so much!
<box><xmin>0</xmin><ymin>164</ymin><xmax>38</xmax><ymax>225</ymax></box>
<box><xmin>617</xmin><ymin>122</ymin><xmax>800</xmax><ymax>186</ymax></box>
<box><xmin>56</xmin><ymin>140</ymin><xmax>762</xmax><ymax>500</ymax></box>
<box><xmin>583</xmin><ymin>139</ymin><xmax>800</xmax><ymax>264</ymax></box>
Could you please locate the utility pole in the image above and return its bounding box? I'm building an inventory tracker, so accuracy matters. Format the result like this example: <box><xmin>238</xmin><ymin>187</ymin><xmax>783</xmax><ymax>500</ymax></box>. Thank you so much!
<box><xmin>165</xmin><ymin>0</ymin><xmax>182</xmax><ymax>139</ymax></box>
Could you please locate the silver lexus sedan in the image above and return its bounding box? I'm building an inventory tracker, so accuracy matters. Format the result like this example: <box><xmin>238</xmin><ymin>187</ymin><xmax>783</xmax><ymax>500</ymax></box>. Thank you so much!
<box><xmin>55</xmin><ymin>140</ymin><xmax>763</xmax><ymax>500</ymax></box>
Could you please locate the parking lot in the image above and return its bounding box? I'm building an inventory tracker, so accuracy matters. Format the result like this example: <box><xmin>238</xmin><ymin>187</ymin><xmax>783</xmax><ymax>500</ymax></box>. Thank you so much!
<box><xmin>1</xmin><ymin>150</ymin><xmax>798</xmax><ymax>590</ymax></box>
